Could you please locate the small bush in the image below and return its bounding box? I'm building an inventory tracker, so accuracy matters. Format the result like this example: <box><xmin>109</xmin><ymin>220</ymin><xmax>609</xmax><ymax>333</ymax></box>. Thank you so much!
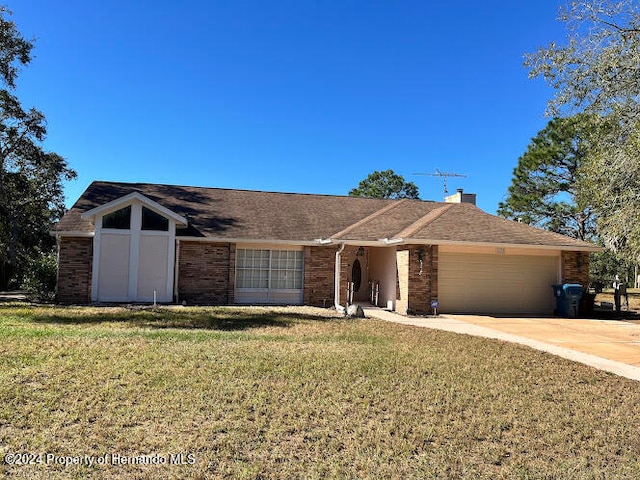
<box><xmin>21</xmin><ymin>250</ymin><xmax>57</xmax><ymax>302</ymax></box>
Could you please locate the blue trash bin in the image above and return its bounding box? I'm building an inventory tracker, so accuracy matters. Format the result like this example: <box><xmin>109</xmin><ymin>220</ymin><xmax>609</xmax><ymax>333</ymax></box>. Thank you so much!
<box><xmin>552</xmin><ymin>284</ymin><xmax>583</xmax><ymax>318</ymax></box>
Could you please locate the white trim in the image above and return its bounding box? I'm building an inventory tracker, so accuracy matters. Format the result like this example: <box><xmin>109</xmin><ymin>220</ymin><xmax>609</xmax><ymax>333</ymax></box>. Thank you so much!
<box><xmin>53</xmin><ymin>231</ymin><xmax>95</xmax><ymax>238</ymax></box>
<box><xmin>438</xmin><ymin>245</ymin><xmax>563</xmax><ymax>257</ymax></box>
<box><xmin>90</xmin><ymin>216</ymin><xmax>102</xmax><ymax>302</ymax></box>
<box><xmin>181</xmin><ymin>237</ymin><xmax>324</xmax><ymax>246</ymax></box>
<box><xmin>236</xmin><ymin>242</ymin><xmax>304</xmax><ymax>251</ymax></box>
<box><xmin>128</xmin><ymin>203</ymin><xmax>142</xmax><ymax>300</ymax></box>
<box><xmin>401</xmin><ymin>238</ymin><xmax>602</xmax><ymax>253</ymax></box>
<box><xmin>166</xmin><ymin>220</ymin><xmax>177</xmax><ymax>301</ymax></box>
<box><xmin>181</xmin><ymin>237</ymin><xmax>382</xmax><ymax>247</ymax></box>
<box><xmin>133</xmin><ymin>229</ymin><xmax>169</xmax><ymax>236</ymax></box>
<box><xmin>558</xmin><ymin>252</ymin><xmax>563</xmax><ymax>284</ymax></box>
<box><xmin>177</xmin><ymin>235</ymin><xmax>601</xmax><ymax>252</ymax></box>
<box><xmin>58</xmin><ymin>232</ymin><xmax>600</xmax><ymax>253</ymax></box>
<box><xmin>235</xmin><ymin>288</ymin><xmax>303</xmax><ymax>293</ymax></box>
<box><xmin>81</xmin><ymin>191</ymin><xmax>187</xmax><ymax>226</ymax></box>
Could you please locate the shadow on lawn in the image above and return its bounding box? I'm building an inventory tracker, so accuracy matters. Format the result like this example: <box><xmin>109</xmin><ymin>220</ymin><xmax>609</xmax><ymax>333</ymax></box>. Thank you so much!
<box><xmin>14</xmin><ymin>306</ymin><xmax>342</xmax><ymax>331</ymax></box>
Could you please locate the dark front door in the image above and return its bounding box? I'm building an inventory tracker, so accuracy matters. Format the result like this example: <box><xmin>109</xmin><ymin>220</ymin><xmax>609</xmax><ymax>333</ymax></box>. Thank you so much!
<box><xmin>352</xmin><ymin>259</ymin><xmax>362</xmax><ymax>292</ymax></box>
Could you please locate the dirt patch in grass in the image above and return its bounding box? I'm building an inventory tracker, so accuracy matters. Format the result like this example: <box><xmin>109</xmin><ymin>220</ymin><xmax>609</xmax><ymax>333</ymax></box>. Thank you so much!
<box><xmin>1</xmin><ymin>305</ymin><xmax>639</xmax><ymax>479</ymax></box>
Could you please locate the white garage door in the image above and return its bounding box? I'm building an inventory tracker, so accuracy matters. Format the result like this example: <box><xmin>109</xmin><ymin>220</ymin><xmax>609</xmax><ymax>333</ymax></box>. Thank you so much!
<box><xmin>438</xmin><ymin>252</ymin><xmax>559</xmax><ymax>314</ymax></box>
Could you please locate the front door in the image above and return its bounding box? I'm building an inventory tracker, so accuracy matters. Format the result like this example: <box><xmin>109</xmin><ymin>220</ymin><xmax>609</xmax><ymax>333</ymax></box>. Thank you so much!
<box><xmin>352</xmin><ymin>259</ymin><xmax>362</xmax><ymax>293</ymax></box>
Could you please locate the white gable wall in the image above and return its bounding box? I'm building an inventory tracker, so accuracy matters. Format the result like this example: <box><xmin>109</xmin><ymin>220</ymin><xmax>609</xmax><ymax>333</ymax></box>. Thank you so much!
<box><xmin>91</xmin><ymin>200</ymin><xmax>177</xmax><ymax>303</ymax></box>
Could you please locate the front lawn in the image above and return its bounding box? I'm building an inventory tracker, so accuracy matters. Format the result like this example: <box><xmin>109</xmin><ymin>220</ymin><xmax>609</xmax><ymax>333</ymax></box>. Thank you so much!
<box><xmin>1</xmin><ymin>305</ymin><xmax>639</xmax><ymax>479</ymax></box>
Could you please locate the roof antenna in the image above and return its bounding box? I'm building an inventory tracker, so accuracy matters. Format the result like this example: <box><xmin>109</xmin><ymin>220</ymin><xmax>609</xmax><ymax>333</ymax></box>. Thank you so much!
<box><xmin>413</xmin><ymin>169</ymin><xmax>467</xmax><ymax>198</ymax></box>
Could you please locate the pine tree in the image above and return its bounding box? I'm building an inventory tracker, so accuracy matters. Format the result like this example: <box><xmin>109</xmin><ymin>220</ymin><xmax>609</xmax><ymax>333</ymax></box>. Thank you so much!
<box><xmin>349</xmin><ymin>170</ymin><xmax>419</xmax><ymax>199</ymax></box>
<box><xmin>498</xmin><ymin>115</ymin><xmax>596</xmax><ymax>241</ymax></box>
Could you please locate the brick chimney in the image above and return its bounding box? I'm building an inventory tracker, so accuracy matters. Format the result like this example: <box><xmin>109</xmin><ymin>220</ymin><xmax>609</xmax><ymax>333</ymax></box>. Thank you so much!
<box><xmin>444</xmin><ymin>188</ymin><xmax>476</xmax><ymax>205</ymax></box>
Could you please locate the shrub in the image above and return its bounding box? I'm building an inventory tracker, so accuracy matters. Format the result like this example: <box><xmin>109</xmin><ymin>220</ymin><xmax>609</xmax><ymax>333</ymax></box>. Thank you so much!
<box><xmin>21</xmin><ymin>250</ymin><xmax>57</xmax><ymax>302</ymax></box>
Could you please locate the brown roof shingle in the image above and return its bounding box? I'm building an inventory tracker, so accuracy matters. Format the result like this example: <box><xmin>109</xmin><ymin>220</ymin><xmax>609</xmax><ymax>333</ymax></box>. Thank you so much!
<box><xmin>55</xmin><ymin>180</ymin><xmax>598</xmax><ymax>250</ymax></box>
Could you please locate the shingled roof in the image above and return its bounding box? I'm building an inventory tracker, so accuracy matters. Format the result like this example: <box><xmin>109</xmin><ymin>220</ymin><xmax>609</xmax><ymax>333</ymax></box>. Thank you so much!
<box><xmin>55</xmin><ymin>181</ymin><xmax>599</xmax><ymax>251</ymax></box>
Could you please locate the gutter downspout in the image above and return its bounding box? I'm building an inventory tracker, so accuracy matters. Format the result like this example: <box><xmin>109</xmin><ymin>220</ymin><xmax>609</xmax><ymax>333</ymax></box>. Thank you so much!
<box><xmin>335</xmin><ymin>243</ymin><xmax>346</xmax><ymax>313</ymax></box>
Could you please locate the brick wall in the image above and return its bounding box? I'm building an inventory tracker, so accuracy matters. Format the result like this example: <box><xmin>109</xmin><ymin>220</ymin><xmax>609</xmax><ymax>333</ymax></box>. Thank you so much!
<box><xmin>303</xmin><ymin>245</ymin><xmax>336</xmax><ymax>307</ymax></box>
<box><xmin>177</xmin><ymin>241</ymin><xmax>233</xmax><ymax>305</ymax></box>
<box><xmin>57</xmin><ymin>237</ymin><xmax>93</xmax><ymax>304</ymax></box>
<box><xmin>396</xmin><ymin>245</ymin><xmax>438</xmax><ymax>315</ymax></box>
<box><xmin>56</xmin><ymin>237</ymin><xmax>441</xmax><ymax>312</ymax></box>
<box><xmin>562</xmin><ymin>251</ymin><xmax>590</xmax><ymax>287</ymax></box>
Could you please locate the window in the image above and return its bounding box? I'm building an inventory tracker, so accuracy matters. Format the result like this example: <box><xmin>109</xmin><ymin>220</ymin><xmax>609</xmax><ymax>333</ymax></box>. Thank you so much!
<box><xmin>102</xmin><ymin>206</ymin><xmax>131</xmax><ymax>229</ymax></box>
<box><xmin>270</xmin><ymin>250</ymin><xmax>303</xmax><ymax>289</ymax></box>
<box><xmin>236</xmin><ymin>249</ymin><xmax>303</xmax><ymax>290</ymax></box>
<box><xmin>236</xmin><ymin>249</ymin><xmax>270</xmax><ymax>289</ymax></box>
<box><xmin>142</xmin><ymin>206</ymin><xmax>169</xmax><ymax>231</ymax></box>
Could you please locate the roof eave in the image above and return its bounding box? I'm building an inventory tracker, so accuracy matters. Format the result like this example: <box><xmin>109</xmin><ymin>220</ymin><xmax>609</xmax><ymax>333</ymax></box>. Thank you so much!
<box><xmin>177</xmin><ymin>237</ymin><xmax>387</xmax><ymax>247</ymax></box>
<box><xmin>401</xmin><ymin>238</ymin><xmax>604</xmax><ymax>252</ymax></box>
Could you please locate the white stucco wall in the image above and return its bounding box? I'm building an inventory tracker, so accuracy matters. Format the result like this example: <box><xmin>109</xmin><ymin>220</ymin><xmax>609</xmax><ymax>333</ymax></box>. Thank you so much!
<box><xmin>368</xmin><ymin>247</ymin><xmax>397</xmax><ymax>310</ymax></box>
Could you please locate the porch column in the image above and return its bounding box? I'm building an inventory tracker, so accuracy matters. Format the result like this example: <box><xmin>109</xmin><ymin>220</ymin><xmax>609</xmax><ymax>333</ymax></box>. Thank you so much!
<box><xmin>395</xmin><ymin>245</ymin><xmax>438</xmax><ymax>315</ymax></box>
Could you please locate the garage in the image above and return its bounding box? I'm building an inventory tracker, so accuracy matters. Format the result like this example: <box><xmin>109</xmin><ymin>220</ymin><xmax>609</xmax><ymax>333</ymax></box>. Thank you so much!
<box><xmin>438</xmin><ymin>249</ymin><xmax>560</xmax><ymax>314</ymax></box>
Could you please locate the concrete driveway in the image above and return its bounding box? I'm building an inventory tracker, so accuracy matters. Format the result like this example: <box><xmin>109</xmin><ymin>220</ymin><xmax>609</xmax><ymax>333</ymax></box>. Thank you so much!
<box><xmin>363</xmin><ymin>307</ymin><xmax>640</xmax><ymax>382</ymax></box>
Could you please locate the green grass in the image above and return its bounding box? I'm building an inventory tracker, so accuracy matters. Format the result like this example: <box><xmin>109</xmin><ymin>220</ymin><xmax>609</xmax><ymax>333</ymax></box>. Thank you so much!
<box><xmin>1</xmin><ymin>305</ymin><xmax>639</xmax><ymax>479</ymax></box>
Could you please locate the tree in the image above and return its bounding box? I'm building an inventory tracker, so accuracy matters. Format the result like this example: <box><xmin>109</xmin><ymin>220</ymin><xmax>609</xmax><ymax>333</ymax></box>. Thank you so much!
<box><xmin>525</xmin><ymin>0</ymin><xmax>640</xmax><ymax>129</ymax></box>
<box><xmin>0</xmin><ymin>7</ymin><xmax>76</xmax><ymax>288</ymax></box>
<box><xmin>349</xmin><ymin>170</ymin><xmax>419</xmax><ymax>199</ymax></box>
<box><xmin>590</xmin><ymin>247</ymin><xmax>636</xmax><ymax>286</ymax></box>
<box><xmin>579</xmin><ymin>122</ymin><xmax>640</xmax><ymax>259</ymax></box>
<box><xmin>21</xmin><ymin>248</ymin><xmax>57</xmax><ymax>302</ymax></box>
<box><xmin>525</xmin><ymin>0</ymin><xmax>640</xmax><ymax>262</ymax></box>
<box><xmin>498</xmin><ymin>114</ymin><xmax>596</xmax><ymax>240</ymax></box>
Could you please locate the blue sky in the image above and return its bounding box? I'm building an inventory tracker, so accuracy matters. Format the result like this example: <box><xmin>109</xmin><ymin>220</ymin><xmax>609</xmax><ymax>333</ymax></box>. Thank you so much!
<box><xmin>14</xmin><ymin>1</ymin><xmax>566</xmax><ymax>213</ymax></box>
